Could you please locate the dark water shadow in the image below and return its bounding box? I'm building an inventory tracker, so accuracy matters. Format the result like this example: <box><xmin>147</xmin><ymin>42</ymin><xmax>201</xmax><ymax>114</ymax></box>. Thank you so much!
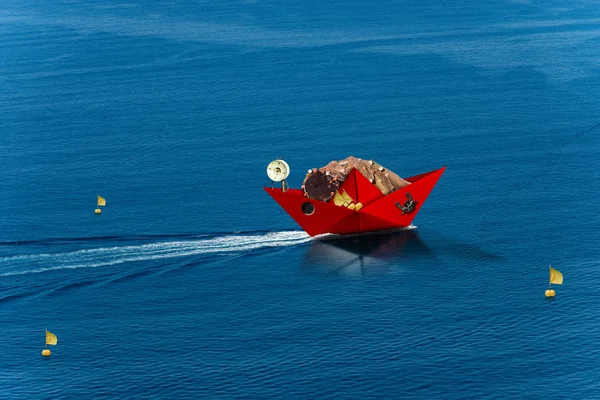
<box><xmin>416</xmin><ymin>228</ymin><xmax>505</xmax><ymax>262</ymax></box>
<box><xmin>302</xmin><ymin>229</ymin><xmax>435</xmax><ymax>277</ymax></box>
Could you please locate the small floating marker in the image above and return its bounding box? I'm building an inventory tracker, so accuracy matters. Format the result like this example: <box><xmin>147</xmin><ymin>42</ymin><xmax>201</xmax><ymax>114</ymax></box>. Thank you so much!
<box><xmin>95</xmin><ymin>194</ymin><xmax>106</xmax><ymax>214</ymax></box>
<box><xmin>545</xmin><ymin>265</ymin><xmax>563</xmax><ymax>297</ymax></box>
<box><xmin>42</xmin><ymin>329</ymin><xmax>57</xmax><ymax>357</ymax></box>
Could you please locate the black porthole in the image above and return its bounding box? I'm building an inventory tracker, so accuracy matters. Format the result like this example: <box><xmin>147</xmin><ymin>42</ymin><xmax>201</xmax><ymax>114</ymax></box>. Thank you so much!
<box><xmin>301</xmin><ymin>202</ymin><xmax>315</xmax><ymax>215</ymax></box>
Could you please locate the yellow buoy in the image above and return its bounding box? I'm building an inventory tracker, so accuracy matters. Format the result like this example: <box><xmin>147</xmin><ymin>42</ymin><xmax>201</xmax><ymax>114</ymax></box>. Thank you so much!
<box><xmin>42</xmin><ymin>329</ymin><xmax>57</xmax><ymax>356</ymax></box>
<box><xmin>95</xmin><ymin>208</ymin><xmax>102</xmax><ymax>214</ymax></box>
<box><xmin>545</xmin><ymin>265</ymin><xmax>562</xmax><ymax>298</ymax></box>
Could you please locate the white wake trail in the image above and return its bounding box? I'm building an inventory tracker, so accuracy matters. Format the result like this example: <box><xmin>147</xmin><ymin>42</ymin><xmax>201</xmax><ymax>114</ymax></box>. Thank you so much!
<box><xmin>0</xmin><ymin>231</ymin><xmax>311</xmax><ymax>277</ymax></box>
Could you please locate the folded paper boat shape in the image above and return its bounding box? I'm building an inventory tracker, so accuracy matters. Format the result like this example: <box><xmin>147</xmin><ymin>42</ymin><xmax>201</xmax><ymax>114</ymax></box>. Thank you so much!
<box><xmin>265</xmin><ymin>166</ymin><xmax>445</xmax><ymax>236</ymax></box>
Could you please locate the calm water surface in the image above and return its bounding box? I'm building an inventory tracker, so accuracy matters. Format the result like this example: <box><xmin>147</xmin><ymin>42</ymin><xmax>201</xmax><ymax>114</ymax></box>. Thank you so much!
<box><xmin>1</xmin><ymin>1</ymin><xmax>600</xmax><ymax>398</ymax></box>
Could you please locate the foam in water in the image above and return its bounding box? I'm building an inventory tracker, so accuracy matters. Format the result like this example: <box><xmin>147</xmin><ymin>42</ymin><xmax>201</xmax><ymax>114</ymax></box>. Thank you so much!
<box><xmin>0</xmin><ymin>231</ymin><xmax>311</xmax><ymax>277</ymax></box>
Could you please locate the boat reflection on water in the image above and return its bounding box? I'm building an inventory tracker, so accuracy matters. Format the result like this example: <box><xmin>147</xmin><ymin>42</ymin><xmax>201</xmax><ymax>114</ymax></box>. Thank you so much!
<box><xmin>302</xmin><ymin>229</ymin><xmax>435</xmax><ymax>277</ymax></box>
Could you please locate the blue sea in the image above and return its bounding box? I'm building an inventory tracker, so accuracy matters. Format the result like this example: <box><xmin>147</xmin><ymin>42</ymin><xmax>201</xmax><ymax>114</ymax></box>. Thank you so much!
<box><xmin>2</xmin><ymin>1</ymin><xmax>600</xmax><ymax>398</ymax></box>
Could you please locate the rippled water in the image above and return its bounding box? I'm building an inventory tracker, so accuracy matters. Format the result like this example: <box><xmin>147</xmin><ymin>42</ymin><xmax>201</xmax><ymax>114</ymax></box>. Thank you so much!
<box><xmin>2</xmin><ymin>1</ymin><xmax>600</xmax><ymax>398</ymax></box>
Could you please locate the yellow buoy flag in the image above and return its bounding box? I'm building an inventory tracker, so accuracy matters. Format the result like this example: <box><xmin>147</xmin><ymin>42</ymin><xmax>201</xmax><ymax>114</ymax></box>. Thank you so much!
<box><xmin>97</xmin><ymin>195</ymin><xmax>106</xmax><ymax>207</ymax></box>
<box><xmin>549</xmin><ymin>267</ymin><xmax>563</xmax><ymax>285</ymax></box>
<box><xmin>46</xmin><ymin>330</ymin><xmax>58</xmax><ymax>346</ymax></box>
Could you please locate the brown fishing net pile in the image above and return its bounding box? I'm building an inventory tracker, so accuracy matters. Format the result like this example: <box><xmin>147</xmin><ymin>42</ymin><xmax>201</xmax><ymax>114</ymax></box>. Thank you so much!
<box><xmin>302</xmin><ymin>156</ymin><xmax>410</xmax><ymax>202</ymax></box>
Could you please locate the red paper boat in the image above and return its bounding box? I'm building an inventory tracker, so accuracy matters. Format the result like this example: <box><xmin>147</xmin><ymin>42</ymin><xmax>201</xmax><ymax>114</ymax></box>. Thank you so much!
<box><xmin>265</xmin><ymin>166</ymin><xmax>446</xmax><ymax>236</ymax></box>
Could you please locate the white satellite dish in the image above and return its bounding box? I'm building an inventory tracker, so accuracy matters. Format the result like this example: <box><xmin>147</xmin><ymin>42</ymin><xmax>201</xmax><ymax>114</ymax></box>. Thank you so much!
<box><xmin>266</xmin><ymin>159</ymin><xmax>290</xmax><ymax>182</ymax></box>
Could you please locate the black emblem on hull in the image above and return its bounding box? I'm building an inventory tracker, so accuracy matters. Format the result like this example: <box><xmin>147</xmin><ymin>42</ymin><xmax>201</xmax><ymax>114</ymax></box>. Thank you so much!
<box><xmin>396</xmin><ymin>192</ymin><xmax>417</xmax><ymax>215</ymax></box>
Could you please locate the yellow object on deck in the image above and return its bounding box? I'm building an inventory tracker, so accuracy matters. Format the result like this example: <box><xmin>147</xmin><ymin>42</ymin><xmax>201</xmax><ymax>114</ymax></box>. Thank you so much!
<box><xmin>333</xmin><ymin>190</ymin><xmax>355</xmax><ymax>208</ymax></box>
<box><xmin>333</xmin><ymin>191</ymin><xmax>345</xmax><ymax>206</ymax></box>
<box><xmin>97</xmin><ymin>195</ymin><xmax>106</xmax><ymax>207</ymax></box>
<box><xmin>549</xmin><ymin>267</ymin><xmax>563</xmax><ymax>285</ymax></box>
<box><xmin>340</xmin><ymin>190</ymin><xmax>353</xmax><ymax>204</ymax></box>
<box><xmin>333</xmin><ymin>190</ymin><xmax>353</xmax><ymax>207</ymax></box>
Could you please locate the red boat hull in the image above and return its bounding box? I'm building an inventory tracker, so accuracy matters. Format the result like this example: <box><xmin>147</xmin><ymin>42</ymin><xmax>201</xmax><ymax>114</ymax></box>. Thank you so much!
<box><xmin>265</xmin><ymin>166</ymin><xmax>445</xmax><ymax>236</ymax></box>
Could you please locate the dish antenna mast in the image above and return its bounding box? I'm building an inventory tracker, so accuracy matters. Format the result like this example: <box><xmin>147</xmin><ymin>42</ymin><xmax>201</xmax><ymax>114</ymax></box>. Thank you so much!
<box><xmin>267</xmin><ymin>159</ymin><xmax>290</xmax><ymax>192</ymax></box>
